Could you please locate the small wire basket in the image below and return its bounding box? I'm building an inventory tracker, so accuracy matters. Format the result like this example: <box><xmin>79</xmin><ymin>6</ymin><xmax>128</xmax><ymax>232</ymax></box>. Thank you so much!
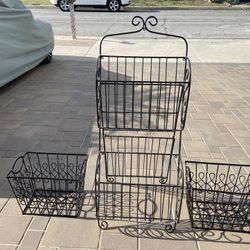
<box><xmin>7</xmin><ymin>152</ymin><xmax>88</xmax><ymax>217</ymax></box>
<box><xmin>186</xmin><ymin>161</ymin><xmax>250</xmax><ymax>233</ymax></box>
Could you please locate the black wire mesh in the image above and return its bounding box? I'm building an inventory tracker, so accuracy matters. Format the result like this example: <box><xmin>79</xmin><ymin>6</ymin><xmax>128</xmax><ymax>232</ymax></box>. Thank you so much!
<box><xmin>96</xmin><ymin>153</ymin><xmax>183</xmax><ymax>232</ymax></box>
<box><xmin>96</xmin><ymin>56</ymin><xmax>191</xmax><ymax>132</ymax></box>
<box><xmin>7</xmin><ymin>152</ymin><xmax>88</xmax><ymax>217</ymax></box>
<box><xmin>100</xmin><ymin>132</ymin><xmax>181</xmax><ymax>183</ymax></box>
<box><xmin>185</xmin><ymin>161</ymin><xmax>250</xmax><ymax>233</ymax></box>
<box><xmin>95</xmin><ymin>15</ymin><xmax>190</xmax><ymax>232</ymax></box>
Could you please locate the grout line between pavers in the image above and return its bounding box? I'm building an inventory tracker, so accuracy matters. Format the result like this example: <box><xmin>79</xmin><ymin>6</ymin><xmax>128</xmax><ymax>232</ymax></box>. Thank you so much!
<box><xmin>136</xmin><ymin>222</ymin><xmax>140</xmax><ymax>250</ymax></box>
<box><xmin>224</xmin><ymin>124</ymin><xmax>250</xmax><ymax>163</ymax></box>
<box><xmin>97</xmin><ymin>227</ymin><xmax>103</xmax><ymax>250</ymax></box>
<box><xmin>194</xmin><ymin>232</ymin><xmax>201</xmax><ymax>250</ymax></box>
<box><xmin>37</xmin><ymin>217</ymin><xmax>52</xmax><ymax>249</ymax></box>
<box><xmin>35</xmin><ymin>231</ymin><xmax>46</xmax><ymax>250</ymax></box>
<box><xmin>17</xmin><ymin>216</ymin><xmax>34</xmax><ymax>248</ymax></box>
<box><xmin>0</xmin><ymin>198</ymin><xmax>10</xmax><ymax>214</ymax></box>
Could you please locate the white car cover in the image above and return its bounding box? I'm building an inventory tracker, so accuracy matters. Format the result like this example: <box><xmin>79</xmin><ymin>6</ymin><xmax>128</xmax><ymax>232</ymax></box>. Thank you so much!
<box><xmin>0</xmin><ymin>0</ymin><xmax>54</xmax><ymax>87</ymax></box>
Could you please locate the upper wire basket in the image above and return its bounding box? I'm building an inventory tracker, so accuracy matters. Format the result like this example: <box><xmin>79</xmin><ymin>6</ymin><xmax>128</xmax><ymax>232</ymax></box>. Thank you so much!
<box><xmin>96</xmin><ymin>16</ymin><xmax>191</xmax><ymax>133</ymax></box>
<box><xmin>186</xmin><ymin>161</ymin><xmax>250</xmax><ymax>233</ymax></box>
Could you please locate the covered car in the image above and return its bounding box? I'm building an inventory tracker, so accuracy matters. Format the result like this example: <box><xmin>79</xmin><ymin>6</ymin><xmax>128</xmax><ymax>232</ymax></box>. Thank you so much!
<box><xmin>0</xmin><ymin>0</ymin><xmax>54</xmax><ymax>87</ymax></box>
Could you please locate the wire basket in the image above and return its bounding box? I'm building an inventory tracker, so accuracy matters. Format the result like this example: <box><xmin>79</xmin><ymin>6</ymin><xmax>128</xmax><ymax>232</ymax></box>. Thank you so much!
<box><xmin>95</xmin><ymin>153</ymin><xmax>183</xmax><ymax>232</ymax></box>
<box><xmin>96</xmin><ymin>16</ymin><xmax>191</xmax><ymax>133</ymax></box>
<box><xmin>7</xmin><ymin>152</ymin><xmax>88</xmax><ymax>217</ymax></box>
<box><xmin>96</xmin><ymin>56</ymin><xmax>191</xmax><ymax>132</ymax></box>
<box><xmin>100</xmin><ymin>132</ymin><xmax>181</xmax><ymax>183</ymax></box>
<box><xmin>186</xmin><ymin>161</ymin><xmax>250</xmax><ymax>233</ymax></box>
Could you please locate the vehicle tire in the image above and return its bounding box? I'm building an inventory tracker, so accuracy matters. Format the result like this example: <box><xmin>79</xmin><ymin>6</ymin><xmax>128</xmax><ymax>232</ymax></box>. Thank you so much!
<box><xmin>41</xmin><ymin>53</ymin><xmax>52</xmax><ymax>64</ymax></box>
<box><xmin>58</xmin><ymin>0</ymin><xmax>70</xmax><ymax>12</ymax></box>
<box><xmin>107</xmin><ymin>0</ymin><xmax>121</xmax><ymax>12</ymax></box>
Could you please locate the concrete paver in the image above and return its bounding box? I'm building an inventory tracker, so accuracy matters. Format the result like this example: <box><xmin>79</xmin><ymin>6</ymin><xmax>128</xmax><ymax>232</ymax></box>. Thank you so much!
<box><xmin>0</xmin><ymin>245</ymin><xmax>17</xmax><ymax>250</ymax></box>
<box><xmin>1</xmin><ymin>199</ymin><xmax>22</xmax><ymax>216</ymax></box>
<box><xmin>0</xmin><ymin>198</ymin><xmax>8</xmax><ymax>212</ymax></box>
<box><xmin>41</xmin><ymin>218</ymin><xmax>100</xmax><ymax>249</ymax></box>
<box><xmin>19</xmin><ymin>230</ymin><xmax>44</xmax><ymax>250</ymax></box>
<box><xmin>100</xmin><ymin>231</ymin><xmax>138</xmax><ymax>250</ymax></box>
<box><xmin>0</xmin><ymin>216</ymin><xmax>32</xmax><ymax>245</ymax></box>
<box><xmin>29</xmin><ymin>217</ymin><xmax>50</xmax><ymax>231</ymax></box>
<box><xmin>140</xmin><ymin>238</ymin><xmax>198</xmax><ymax>250</ymax></box>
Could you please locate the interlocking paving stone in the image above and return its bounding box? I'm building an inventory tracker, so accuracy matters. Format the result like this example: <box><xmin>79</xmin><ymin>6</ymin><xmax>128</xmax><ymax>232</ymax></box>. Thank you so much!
<box><xmin>58</xmin><ymin>119</ymin><xmax>91</xmax><ymax>132</ymax></box>
<box><xmin>140</xmin><ymin>239</ymin><xmax>198</xmax><ymax>250</ymax></box>
<box><xmin>19</xmin><ymin>230</ymin><xmax>44</xmax><ymax>250</ymax></box>
<box><xmin>220</xmin><ymin>146</ymin><xmax>249</xmax><ymax>160</ymax></box>
<box><xmin>235</xmin><ymin>137</ymin><xmax>250</xmax><ymax>154</ymax></box>
<box><xmin>198</xmin><ymin>242</ymin><xmax>250</xmax><ymax>250</ymax></box>
<box><xmin>100</xmin><ymin>231</ymin><xmax>138</xmax><ymax>250</ymax></box>
<box><xmin>1</xmin><ymin>199</ymin><xmax>22</xmax><ymax>216</ymax></box>
<box><xmin>33</xmin><ymin>139</ymin><xmax>69</xmax><ymax>152</ymax></box>
<box><xmin>0</xmin><ymin>157</ymin><xmax>15</xmax><ymax>178</ymax></box>
<box><xmin>41</xmin><ymin>218</ymin><xmax>100</xmax><ymax>249</ymax></box>
<box><xmin>0</xmin><ymin>245</ymin><xmax>17</xmax><ymax>250</ymax></box>
<box><xmin>29</xmin><ymin>217</ymin><xmax>50</xmax><ymax>231</ymax></box>
<box><xmin>0</xmin><ymin>136</ymin><xmax>37</xmax><ymax>152</ymax></box>
<box><xmin>0</xmin><ymin>198</ymin><xmax>8</xmax><ymax>213</ymax></box>
<box><xmin>0</xmin><ymin>216</ymin><xmax>31</xmax><ymax>245</ymax></box>
<box><xmin>202</xmin><ymin>133</ymin><xmax>239</xmax><ymax>147</ymax></box>
<box><xmin>183</xmin><ymin>141</ymin><xmax>208</xmax><ymax>152</ymax></box>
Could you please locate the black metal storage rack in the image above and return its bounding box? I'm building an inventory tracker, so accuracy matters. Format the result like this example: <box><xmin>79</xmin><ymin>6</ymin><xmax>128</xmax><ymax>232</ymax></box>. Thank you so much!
<box><xmin>95</xmin><ymin>16</ymin><xmax>191</xmax><ymax>232</ymax></box>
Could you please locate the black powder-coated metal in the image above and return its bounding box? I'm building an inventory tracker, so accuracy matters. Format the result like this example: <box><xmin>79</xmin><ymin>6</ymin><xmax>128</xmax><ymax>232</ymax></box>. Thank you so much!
<box><xmin>7</xmin><ymin>152</ymin><xmax>88</xmax><ymax>217</ymax></box>
<box><xmin>95</xmin><ymin>16</ymin><xmax>191</xmax><ymax>232</ymax></box>
<box><xmin>186</xmin><ymin>161</ymin><xmax>250</xmax><ymax>233</ymax></box>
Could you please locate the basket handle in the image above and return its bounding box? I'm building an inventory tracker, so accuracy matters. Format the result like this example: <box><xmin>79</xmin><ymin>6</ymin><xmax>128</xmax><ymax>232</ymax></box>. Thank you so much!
<box><xmin>99</xmin><ymin>16</ymin><xmax>189</xmax><ymax>57</ymax></box>
<box><xmin>7</xmin><ymin>155</ymin><xmax>25</xmax><ymax>177</ymax></box>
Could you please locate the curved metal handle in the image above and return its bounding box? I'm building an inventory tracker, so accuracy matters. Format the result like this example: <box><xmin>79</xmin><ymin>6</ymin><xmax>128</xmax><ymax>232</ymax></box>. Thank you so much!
<box><xmin>99</xmin><ymin>16</ymin><xmax>188</xmax><ymax>57</ymax></box>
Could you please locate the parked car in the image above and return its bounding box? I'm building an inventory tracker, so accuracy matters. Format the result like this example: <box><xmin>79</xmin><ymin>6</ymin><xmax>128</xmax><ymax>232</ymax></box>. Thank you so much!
<box><xmin>0</xmin><ymin>0</ymin><xmax>54</xmax><ymax>87</ymax></box>
<box><xmin>50</xmin><ymin>0</ymin><xmax>132</xmax><ymax>12</ymax></box>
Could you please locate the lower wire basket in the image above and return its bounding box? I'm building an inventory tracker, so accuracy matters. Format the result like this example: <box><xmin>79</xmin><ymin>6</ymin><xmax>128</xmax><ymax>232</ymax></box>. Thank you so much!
<box><xmin>7</xmin><ymin>152</ymin><xmax>88</xmax><ymax>217</ymax></box>
<box><xmin>185</xmin><ymin>161</ymin><xmax>250</xmax><ymax>233</ymax></box>
<box><xmin>95</xmin><ymin>153</ymin><xmax>184</xmax><ymax>232</ymax></box>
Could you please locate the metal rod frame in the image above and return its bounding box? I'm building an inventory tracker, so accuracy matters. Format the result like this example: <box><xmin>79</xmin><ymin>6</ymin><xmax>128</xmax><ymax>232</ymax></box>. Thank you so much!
<box><xmin>95</xmin><ymin>16</ymin><xmax>191</xmax><ymax>232</ymax></box>
<box><xmin>7</xmin><ymin>152</ymin><xmax>88</xmax><ymax>217</ymax></box>
<box><xmin>186</xmin><ymin>161</ymin><xmax>250</xmax><ymax>233</ymax></box>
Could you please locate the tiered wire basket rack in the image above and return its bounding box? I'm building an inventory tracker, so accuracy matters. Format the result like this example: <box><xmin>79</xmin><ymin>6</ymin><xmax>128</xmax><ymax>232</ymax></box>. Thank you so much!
<box><xmin>95</xmin><ymin>16</ymin><xmax>191</xmax><ymax>232</ymax></box>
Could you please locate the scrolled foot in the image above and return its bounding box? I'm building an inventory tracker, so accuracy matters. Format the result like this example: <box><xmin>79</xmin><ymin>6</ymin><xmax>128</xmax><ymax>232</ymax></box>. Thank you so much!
<box><xmin>165</xmin><ymin>223</ymin><xmax>176</xmax><ymax>233</ymax></box>
<box><xmin>98</xmin><ymin>220</ymin><xmax>108</xmax><ymax>230</ymax></box>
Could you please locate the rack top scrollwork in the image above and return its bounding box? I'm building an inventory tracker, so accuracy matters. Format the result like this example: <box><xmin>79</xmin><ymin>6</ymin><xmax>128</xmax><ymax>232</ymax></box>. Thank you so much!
<box><xmin>99</xmin><ymin>15</ymin><xmax>188</xmax><ymax>57</ymax></box>
<box><xmin>131</xmin><ymin>16</ymin><xmax>158</xmax><ymax>31</ymax></box>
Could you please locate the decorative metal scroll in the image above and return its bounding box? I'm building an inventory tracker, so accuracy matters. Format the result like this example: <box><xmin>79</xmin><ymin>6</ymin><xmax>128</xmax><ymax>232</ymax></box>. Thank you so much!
<box><xmin>99</xmin><ymin>16</ymin><xmax>188</xmax><ymax>57</ymax></box>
